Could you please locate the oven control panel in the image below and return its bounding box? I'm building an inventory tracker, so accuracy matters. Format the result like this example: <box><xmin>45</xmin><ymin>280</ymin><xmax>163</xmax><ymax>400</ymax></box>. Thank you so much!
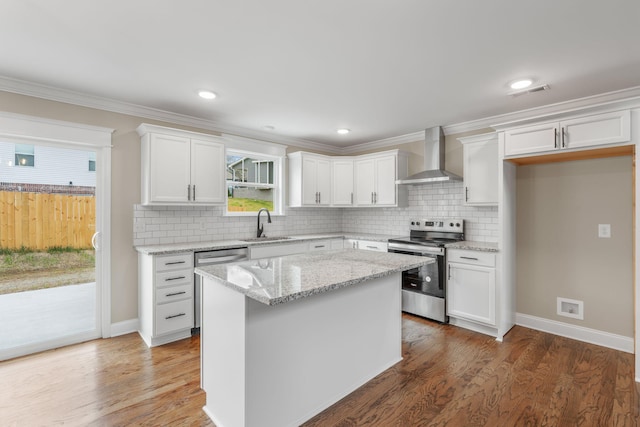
<box><xmin>409</xmin><ymin>219</ymin><xmax>464</xmax><ymax>233</ymax></box>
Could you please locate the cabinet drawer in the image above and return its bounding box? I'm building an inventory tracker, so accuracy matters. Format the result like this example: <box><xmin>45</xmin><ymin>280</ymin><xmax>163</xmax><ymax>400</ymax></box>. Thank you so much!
<box><xmin>358</xmin><ymin>240</ymin><xmax>388</xmax><ymax>252</ymax></box>
<box><xmin>155</xmin><ymin>299</ymin><xmax>193</xmax><ymax>336</ymax></box>
<box><xmin>156</xmin><ymin>283</ymin><xmax>193</xmax><ymax>304</ymax></box>
<box><xmin>155</xmin><ymin>268</ymin><xmax>193</xmax><ymax>288</ymax></box>
<box><xmin>448</xmin><ymin>249</ymin><xmax>495</xmax><ymax>267</ymax></box>
<box><xmin>155</xmin><ymin>253</ymin><xmax>193</xmax><ymax>271</ymax></box>
<box><xmin>309</xmin><ymin>239</ymin><xmax>342</xmax><ymax>251</ymax></box>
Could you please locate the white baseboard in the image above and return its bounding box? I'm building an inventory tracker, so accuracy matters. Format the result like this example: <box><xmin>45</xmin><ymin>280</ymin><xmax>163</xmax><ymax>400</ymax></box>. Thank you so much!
<box><xmin>516</xmin><ymin>313</ymin><xmax>634</xmax><ymax>354</ymax></box>
<box><xmin>110</xmin><ymin>318</ymin><xmax>139</xmax><ymax>337</ymax></box>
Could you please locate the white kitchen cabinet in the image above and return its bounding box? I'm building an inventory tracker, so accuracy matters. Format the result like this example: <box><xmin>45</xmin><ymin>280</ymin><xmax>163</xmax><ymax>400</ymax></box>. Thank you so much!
<box><xmin>288</xmin><ymin>152</ymin><xmax>332</xmax><ymax>207</ymax></box>
<box><xmin>331</xmin><ymin>158</ymin><xmax>355</xmax><ymax>206</ymax></box>
<box><xmin>459</xmin><ymin>132</ymin><xmax>498</xmax><ymax>206</ymax></box>
<box><xmin>344</xmin><ymin>239</ymin><xmax>388</xmax><ymax>252</ymax></box>
<box><xmin>138</xmin><ymin>251</ymin><xmax>194</xmax><ymax>347</ymax></box>
<box><xmin>504</xmin><ymin>110</ymin><xmax>631</xmax><ymax>158</ymax></box>
<box><xmin>308</xmin><ymin>238</ymin><xmax>344</xmax><ymax>251</ymax></box>
<box><xmin>355</xmin><ymin>151</ymin><xmax>408</xmax><ymax>207</ymax></box>
<box><xmin>447</xmin><ymin>249</ymin><xmax>496</xmax><ymax>328</ymax></box>
<box><xmin>249</xmin><ymin>241</ymin><xmax>310</xmax><ymax>260</ymax></box>
<box><xmin>138</xmin><ymin>124</ymin><xmax>225</xmax><ymax>205</ymax></box>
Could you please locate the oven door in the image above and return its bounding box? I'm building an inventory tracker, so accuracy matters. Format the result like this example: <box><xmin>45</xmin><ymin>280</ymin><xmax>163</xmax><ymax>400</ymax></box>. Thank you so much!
<box><xmin>389</xmin><ymin>248</ymin><xmax>444</xmax><ymax>298</ymax></box>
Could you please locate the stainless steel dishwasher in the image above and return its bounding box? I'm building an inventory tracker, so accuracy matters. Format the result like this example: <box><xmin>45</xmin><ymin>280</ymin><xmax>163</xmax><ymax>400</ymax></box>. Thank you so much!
<box><xmin>193</xmin><ymin>247</ymin><xmax>249</xmax><ymax>333</ymax></box>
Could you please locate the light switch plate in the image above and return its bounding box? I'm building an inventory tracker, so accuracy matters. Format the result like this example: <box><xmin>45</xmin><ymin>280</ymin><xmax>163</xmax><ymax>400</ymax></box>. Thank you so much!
<box><xmin>598</xmin><ymin>224</ymin><xmax>611</xmax><ymax>238</ymax></box>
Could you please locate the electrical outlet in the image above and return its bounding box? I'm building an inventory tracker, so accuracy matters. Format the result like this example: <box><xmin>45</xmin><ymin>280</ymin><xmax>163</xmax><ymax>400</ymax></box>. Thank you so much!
<box><xmin>557</xmin><ymin>297</ymin><xmax>584</xmax><ymax>320</ymax></box>
<box><xmin>598</xmin><ymin>224</ymin><xmax>611</xmax><ymax>238</ymax></box>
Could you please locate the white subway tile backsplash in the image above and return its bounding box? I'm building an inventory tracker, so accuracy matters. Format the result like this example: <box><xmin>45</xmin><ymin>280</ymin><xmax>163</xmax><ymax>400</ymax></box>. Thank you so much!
<box><xmin>133</xmin><ymin>182</ymin><xmax>498</xmax><ymax>245</ymax></box>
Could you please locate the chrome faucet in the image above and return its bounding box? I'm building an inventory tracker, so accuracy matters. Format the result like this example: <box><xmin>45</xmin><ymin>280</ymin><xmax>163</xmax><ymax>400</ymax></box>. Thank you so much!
<box><xmin>257</xmin><ymin>208</ymin><xmax>272</xmax><ymax>238</ymax></box>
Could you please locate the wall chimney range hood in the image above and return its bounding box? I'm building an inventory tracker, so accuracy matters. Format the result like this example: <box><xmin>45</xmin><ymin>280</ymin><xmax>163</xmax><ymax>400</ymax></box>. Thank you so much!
<box><xmin>396</xmin><ymin>126</ymin><xmax>462</xmax><ymax>184</ymax></box>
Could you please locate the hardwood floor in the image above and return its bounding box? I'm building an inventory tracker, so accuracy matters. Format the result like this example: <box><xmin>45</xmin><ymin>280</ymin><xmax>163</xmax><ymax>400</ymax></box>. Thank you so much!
<box><xmin>2</xmin><ymin>315</ymin><xmax>639</xmax><ymax>426</ymax></box>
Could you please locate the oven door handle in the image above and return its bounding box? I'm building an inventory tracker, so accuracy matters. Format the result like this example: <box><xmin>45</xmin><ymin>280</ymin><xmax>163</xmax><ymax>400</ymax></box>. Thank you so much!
<box><xmin>388</xmin><ymin>243</ymin><xmax>443</xmax><ymax>256</ymax></box>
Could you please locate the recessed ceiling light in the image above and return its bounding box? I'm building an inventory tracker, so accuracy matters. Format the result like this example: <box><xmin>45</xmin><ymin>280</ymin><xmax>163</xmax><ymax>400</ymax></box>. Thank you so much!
<box><xmin>337</xmin><ymin>128</ymin><xmax>350</xmax><ymax>135</ymax></box>
<box><xmin>263</xmin><ymin>125</ymin><xmax>275</xmax><ymax>131</ymax></box>
<box><xmin>198</xmin><ymin>90</ymin><xmax>217</xmax><ymax>100</ymax></box>
<box><xmin>510</xmin><ymin>79</ymin><xmax>533</xmax><ymax>90</ymax></box>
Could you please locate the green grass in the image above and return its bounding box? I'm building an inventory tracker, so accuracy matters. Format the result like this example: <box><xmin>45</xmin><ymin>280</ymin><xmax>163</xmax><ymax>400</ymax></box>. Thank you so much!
<box><xmin>228</xmin><ymin>198</ymin><xmax>273</xmax><ymax>212</ymax></box>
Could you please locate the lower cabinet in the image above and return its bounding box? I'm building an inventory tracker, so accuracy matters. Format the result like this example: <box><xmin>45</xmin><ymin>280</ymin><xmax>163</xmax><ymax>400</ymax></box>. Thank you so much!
<box><xmin>138</xmin><ymin>251</ymin><xmax>194</xmax><ymax>347</ymax></box>
<box><xmin>447</xmin><ymin>249</ymin><xmax>497</xmax><ymax>330</ymax></box>
<box><xmin>344</xmin><ymin>239</ymin><xmax>388</xmax><ymax>252</ymax></box>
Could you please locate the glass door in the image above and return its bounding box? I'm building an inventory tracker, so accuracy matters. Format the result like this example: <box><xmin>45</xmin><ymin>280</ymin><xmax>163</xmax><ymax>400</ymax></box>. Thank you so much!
<box><xmin>0</xmin><ymin>141</ymin><xmax>103</xmax><ymax>360</ymax></box>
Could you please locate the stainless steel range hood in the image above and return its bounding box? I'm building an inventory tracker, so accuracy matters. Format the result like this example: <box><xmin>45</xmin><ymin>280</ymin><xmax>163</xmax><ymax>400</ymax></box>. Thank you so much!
<box><xmin>396</xmin><ymin>126</ymin><xmax>462</xmax><ymax>184</ymax></box>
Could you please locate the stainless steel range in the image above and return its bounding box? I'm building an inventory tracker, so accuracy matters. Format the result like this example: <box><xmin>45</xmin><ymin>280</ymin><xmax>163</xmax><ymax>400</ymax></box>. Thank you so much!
<box><xmin>388</xmin><ymin>219</ymin><xmax>464</xmax><ymax>322</ymax></box>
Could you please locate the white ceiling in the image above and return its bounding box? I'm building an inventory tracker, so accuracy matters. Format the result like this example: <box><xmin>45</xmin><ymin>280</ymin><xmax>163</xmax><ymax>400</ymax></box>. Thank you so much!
<box><xmin>2</xmin><ymin>0</ymin><xmax>640</xmax><ymax>148</ymax></box>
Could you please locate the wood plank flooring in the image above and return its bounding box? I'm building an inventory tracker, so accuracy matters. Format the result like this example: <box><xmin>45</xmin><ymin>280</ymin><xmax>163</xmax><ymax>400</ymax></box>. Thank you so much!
<box><xmin>1</xmin><ymin>314</ymin><xmax>639</xmax><ymax>426</ymax></box>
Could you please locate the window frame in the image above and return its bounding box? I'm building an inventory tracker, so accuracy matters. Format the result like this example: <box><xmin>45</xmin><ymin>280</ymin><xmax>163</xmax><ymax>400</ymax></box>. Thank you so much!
<box><xmin>225</xmin><ymin>149</ymin><xmax>284</xmax><ymax>216</ymax></box>
<box><xmin>14</xmin><ymin>143</ymin><xmax>35</xmax><ymax>167</ymax></box>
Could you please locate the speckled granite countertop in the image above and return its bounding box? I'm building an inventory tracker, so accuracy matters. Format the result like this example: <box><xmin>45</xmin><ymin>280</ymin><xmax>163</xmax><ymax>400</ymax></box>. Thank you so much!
<box><xmin>135</xmin><ymin>232</ymin><xmax>398</xmax><ymax>255</ymax></box>
<box><xmin>195</xmin><ymin>249</ymin><xmax>433</xmax><ymax>305</ymax></box>
<box><xmin>445</xmin><ymin>241</ymin><xmax>499</xmax><ymax>252</ymax></box>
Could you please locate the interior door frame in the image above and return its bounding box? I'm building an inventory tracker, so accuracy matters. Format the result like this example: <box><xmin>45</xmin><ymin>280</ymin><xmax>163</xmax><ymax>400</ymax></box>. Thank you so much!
<box><xmin>0</xmin><ymin>111</ymin><xmax>113</xmax><ymax>345</ymax></box>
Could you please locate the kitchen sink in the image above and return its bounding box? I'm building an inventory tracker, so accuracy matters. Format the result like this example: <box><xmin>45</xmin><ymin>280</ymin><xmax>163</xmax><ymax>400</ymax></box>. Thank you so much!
<box><xmin>241</xmin><ymin>236</ymin><xmax>293</xmax><ymax>242</ymax></box>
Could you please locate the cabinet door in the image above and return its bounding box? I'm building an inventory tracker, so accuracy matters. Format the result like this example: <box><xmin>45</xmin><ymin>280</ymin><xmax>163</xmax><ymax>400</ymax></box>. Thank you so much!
<box><xmin>447</xmin><ymin>262</ymin><xmax>496</xmax><ymax>326</ymax></box>
<box><xmin>464</xmin><ymin>139</ymin><xmax>498</xmax><ymax>205</ymax></box>
<box><xmin>316</xmin><ymin>158</ymin><xmax>331</xmax><ymax>206</ymax></box>
<box><xmin>191</xmin><ymin>138</ymin><xmax>226</xmax><ymax>204</ymax></box>
<box><xmin>149</xmin><ymin>134</ymin><xmax>191</xmax><ymax>203</ymax></box>
<box><xmin>374</xmin><ymin>155</ymin><xmax>397</xmax><ymax>205</ymax></box>
<box><xmin>355</xmin><ymin>158</ymin><xmax>375</xmax><ymax>205</ymax></box>
<box><xmin>504</xmin><ymin>122</ymin><xmax>559</xmax><ymax>157</ymax></box>
<box><xmin>301</xmin><ymin>156</ymin><xmax>319</xmax><ymax>205</ymax></box>
<box><xmin>331</xmin><ymin>159</ymin><xmax>354</xmax><ymax>206</ymax></box>
<box><xmin>561</xmin><ymin>110</ymin><xmax>631</xmax><ymax>150</ymax></box>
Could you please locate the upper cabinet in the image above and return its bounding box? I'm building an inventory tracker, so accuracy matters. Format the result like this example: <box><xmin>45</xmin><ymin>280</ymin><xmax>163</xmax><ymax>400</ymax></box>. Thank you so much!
<box><xmin>288</xmin><ymin>152</ymin><xmax>332</xmax><ymax>207</ymax></box>
<box><xmin>459</xmin><ymin>132</ymin><xmax>498</xmax><ymax>206</ymax></box>
<box><xmin>503</xmin><ymin>110</ymin><xmax>631</xmax><ymax>158</ymax></box>
<box><xmin>289</xmin><ymin>150</ymin><xmax>408</xmax><ymax>208</ymax></box>
<box><xmin>331</xmin><ymin>158</ymin><xmax>355</xmax><ymax>206</ymax></box>
<box><xmin>138</xmin><ymin>124</ymin><xmax>226</xmax><ymax>206</ymax></box>
<box><xmin>355</xmin><ymin>153</ymin><xmax>403</xmax><ymax>206</ymax></box>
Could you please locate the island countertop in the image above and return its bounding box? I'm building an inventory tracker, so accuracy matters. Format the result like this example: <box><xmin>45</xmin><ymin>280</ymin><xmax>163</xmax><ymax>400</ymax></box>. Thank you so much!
<box><xmin>195</xmin><ymin>248</ymin><xmax>433</xmax><ymax>306</ymax></box>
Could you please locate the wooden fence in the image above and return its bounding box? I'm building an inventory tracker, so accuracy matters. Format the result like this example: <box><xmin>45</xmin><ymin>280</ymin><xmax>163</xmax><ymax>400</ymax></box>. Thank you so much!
<box><xmin>0</xmin><ymin>191</ymin><xmax>95</xmax><ymax>250</ymax></box>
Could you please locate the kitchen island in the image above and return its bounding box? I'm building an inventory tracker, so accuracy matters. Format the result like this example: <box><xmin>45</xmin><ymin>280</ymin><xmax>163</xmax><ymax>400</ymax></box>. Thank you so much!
<box><xmin>195</xmin><ymin>249</ymin><xmax>432</xmax><ymax>427</ymax></box>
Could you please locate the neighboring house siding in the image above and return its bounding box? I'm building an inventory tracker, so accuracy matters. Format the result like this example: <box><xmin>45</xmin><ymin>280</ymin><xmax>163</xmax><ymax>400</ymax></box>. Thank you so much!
<box><xmin>0</xmin><ymin>142</ymin><xmax>96</xmax><ymax>187</ymax></box>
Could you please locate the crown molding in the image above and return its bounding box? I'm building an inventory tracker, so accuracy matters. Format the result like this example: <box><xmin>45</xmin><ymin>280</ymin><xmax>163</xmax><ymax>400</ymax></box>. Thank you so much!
<box><xmin>2</xmin><ymin>75</ymin><xmax>640</xmax><ymax>155</ymax></box>
<box><xmin>0</xmin><ymin>75</ymin><xmax>340</xmax><ymax>154</ymax></box>
<box><xmin>340</xmin><ymin>131</ymin><xmax>424</xmax><ymax>154</ymax></box>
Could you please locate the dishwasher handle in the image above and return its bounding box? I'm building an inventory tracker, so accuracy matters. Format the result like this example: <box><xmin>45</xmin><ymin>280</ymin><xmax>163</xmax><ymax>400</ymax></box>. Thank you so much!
<box><xmin>196</xmin><ymin>254</ymin><xmax>248</xmax><ymax>265</ymax></box>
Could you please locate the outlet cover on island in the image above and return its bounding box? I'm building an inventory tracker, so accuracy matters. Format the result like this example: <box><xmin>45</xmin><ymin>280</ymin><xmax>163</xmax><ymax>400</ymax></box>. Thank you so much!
<box><xmin>598</xmin><ymin>224</ymin><xmax>611</xmax><ymax>238</ymax></box>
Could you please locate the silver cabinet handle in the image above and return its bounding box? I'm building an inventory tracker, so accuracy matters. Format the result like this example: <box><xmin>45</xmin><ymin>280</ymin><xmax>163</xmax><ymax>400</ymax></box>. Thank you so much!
<box><xmin>165</xmin><ymin>276</ymin><xmax>186</xmax><ymax>281</ymax></box>
<box><xmin>465</xmin><ymin>187</ymin><xmax>469</xmax><ymax>202</ymax></box>
<box><xmin>314</xmin><ymin>245</ymin><xmax>326</xmax><ymax>249</ymax></box>
<box><xmin>165</xmin><ymin>260</ymin><xmax>186</xmax><ymax>266</ymax></box>
<box><xmin>561</xmin><ymin>127</ymin><xmax>566</xmax><ymax>148</ymax></box>
<box><xmin>318</xmin><ymin>192</ymin><xmax>321</xmax><ymax>204</ymax></box>
<box><xmin>371</xmin><ymin>192</ymin><xmax>374</xmax><ymax>204</ymax></box>
<box><xmin>365</xmin><ymin>245</ymin><xmax>377</xmax><ymax>249</ymax></box>
<box><xmin>166</xmin><ymin>291</ymin><xmax>187</xmax><ymax>297</ymax></box>
<box><xmin>460</xmin><ymin>256</ymin><xmax>479</xmax><ymax>261</ymax></box>
<box><xmin>408</xmin><ymin>283</ymin><xmax>419</xmax><ymax>288</ymax></box>
<box><xmin>193</xmin><ymin>184</ymin><xmax>196</xmax><ymax>201</ymax></box>
<box><xmin>165</xmin><ymin>313</ymin><xmax>186</xmax><ymax>320</ymax></box>
<box><xmin>554</xmin><ymin>128</ymin><xmax>558</xmax><ymax>148</ymax></box>
<box><xmin>315</xmin><ymin>191</ymin><xmax>319</xmax><ymax>204</ymax></box>
<box><xmin>448</xmin><ymin>264</ymin><xmax>452</xmax><ymax>280</ymax></box>
<box><xmin>374</xmin><ymin>192</ymin><xmax>377</xmax><ymax>204</ymax></box>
